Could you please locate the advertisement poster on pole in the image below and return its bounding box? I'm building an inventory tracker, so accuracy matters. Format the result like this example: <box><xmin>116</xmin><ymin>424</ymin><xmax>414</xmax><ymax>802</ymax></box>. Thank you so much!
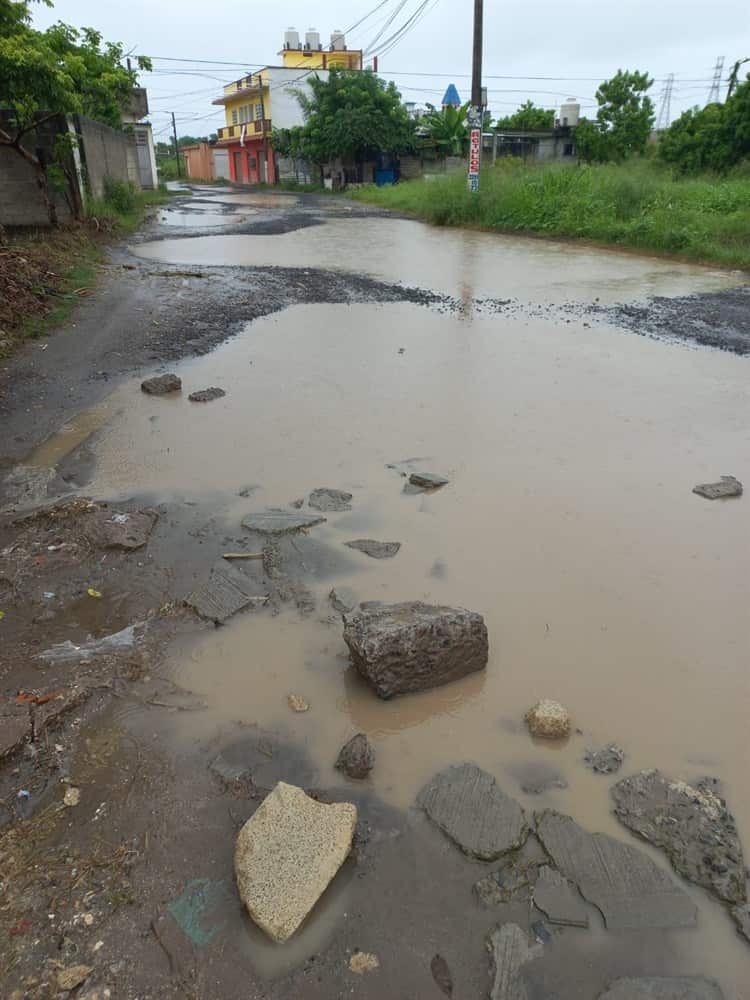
<box><xmin>467</xmin><ymin>105</ymin><xmax>482</xmax><ymax>192</ymax></box>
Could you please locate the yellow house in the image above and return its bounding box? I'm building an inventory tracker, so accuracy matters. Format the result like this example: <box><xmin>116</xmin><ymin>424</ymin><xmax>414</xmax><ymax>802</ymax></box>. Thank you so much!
<box><xmin>213</xmin><ymin>29</ymin><xmax>363</xmax><ymax>184</ymax></box>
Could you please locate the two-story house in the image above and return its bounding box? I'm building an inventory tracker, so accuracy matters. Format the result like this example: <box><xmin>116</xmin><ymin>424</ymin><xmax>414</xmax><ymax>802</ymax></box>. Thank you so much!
<box><xmin>212</xmin><ymin>29</ymin><xmax>362</xmax><ymax>185</ymax></box>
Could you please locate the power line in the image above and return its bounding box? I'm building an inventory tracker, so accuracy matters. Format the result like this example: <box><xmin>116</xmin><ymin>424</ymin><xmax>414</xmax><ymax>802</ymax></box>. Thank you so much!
<box><xmin>655</xmin><ymin>73</ymin><xmax>674</xmax><ymax>130</ymax></box>
<box><xmin>707</xmin><ymin>55</ymin><xmax>724</xmax><ymax>103</ymax></box>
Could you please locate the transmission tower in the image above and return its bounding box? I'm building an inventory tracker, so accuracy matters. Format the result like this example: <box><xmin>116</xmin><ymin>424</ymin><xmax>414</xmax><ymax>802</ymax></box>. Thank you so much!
<box><xmin>656</xmin><ymin>73</ymin><xmax>675</xmax><ymax>131</ymax></box>
<box><xmin>708</xmin><ymin>56</ymin><xmax>725</xmax><ymax>103</ymax></box>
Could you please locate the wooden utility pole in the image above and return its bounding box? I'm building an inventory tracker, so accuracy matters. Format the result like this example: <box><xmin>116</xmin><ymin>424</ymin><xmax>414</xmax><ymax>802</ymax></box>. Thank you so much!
<box><xmin>171</xmin><ymin>111</ymin><xmax>182</xmax><ymax>178</ymax></box>
<box><xmin>467</xmin><ymin>0</ymin><xmax>484</xmax><ymax>192</ymax></box>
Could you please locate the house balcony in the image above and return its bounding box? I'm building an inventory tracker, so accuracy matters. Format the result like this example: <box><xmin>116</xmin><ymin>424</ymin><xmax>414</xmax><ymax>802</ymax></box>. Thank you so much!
<box><xmin>216</xmin><ymin>120</ymin><xmax>272</xmax><ymax>143</ymax></box>
<box><xmin>212</xmin><ymin>76</ymin><xmax>265</xmax><ymax>105</ymax></box>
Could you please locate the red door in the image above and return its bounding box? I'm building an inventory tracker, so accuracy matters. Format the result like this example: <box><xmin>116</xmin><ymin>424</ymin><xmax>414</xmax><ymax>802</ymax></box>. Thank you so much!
<box><xmin>232</xmin><ymin>151</ymin><xmax>242</xmax><ymax>182</ymax></box>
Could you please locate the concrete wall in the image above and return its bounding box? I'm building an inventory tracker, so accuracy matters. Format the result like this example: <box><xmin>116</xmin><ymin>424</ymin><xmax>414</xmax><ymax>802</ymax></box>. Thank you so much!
<box><xmin>74</xmin><ymin>115</ymin><xmax>141</xmax><ymax>199</ymax></box>
<box><xmin>0</xmin><ymin>111</ymin><xmax>74</xmax><ymax>226</ymax></box>
<box><xmin>268</xmin><ymin>67</ymin><xmax>329</xmax><ymax>130</ymax></box>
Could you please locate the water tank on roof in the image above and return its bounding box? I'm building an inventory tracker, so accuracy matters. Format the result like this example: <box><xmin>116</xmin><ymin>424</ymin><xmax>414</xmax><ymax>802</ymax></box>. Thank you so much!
<box><xmin>305</xmin><ymin>29</ymin><xmax>321</xmax><ymax>51</ymax></box>
<box><xmin>330</xmin><ymin>30</ymin><xmax>346</xmax><ymax>51</ymax></box>
<box><xmin>284</xmin><ymin>28</ymin><xmax>300</xmax><ymax>50</ymax></box>
<box><xmin>560</xmin><ymin>99</ymin><xmax>580</xmax><ymax>127</ymax></box>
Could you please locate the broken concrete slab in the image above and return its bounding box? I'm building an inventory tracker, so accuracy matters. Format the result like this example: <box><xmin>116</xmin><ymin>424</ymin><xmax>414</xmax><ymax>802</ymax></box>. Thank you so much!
<box><xmin>186</xmin><ymin>561</ymin><xmax>267</xmax><ymax>624</ymax></box>
<box><xmin>536</xmin><ymin>810</ymin><xmax>696</xmax><ymax>930</ymax></box>
<box><xmin>584</xmin><ymin>744</ymin><xmax>625</xmax><ymax>774</ymax></box>
<box><xmin>418</xmin><ymin>763</ymin><xmax>527</xmax><ymax>861</ymax></box>
<box><xmin>241</xmin><ymin>509</ymin><xmax>326</xmax><ymax>534</ymax></box>
<box><xmin>308</xmin><ymin>488</ymin><xmax>352</xmax><ymax>511</ymax></box>
<box><xmin>486</xmin><ymin>923</ymin><xmax>543</xmax><ymax>1000</ymax></box>
<box><xmin>611</xmin><ymin>770</ymin><xmax>746</xmax><ymax>904</ymax></box>
<box><xmin>335</xmin><ymin>733</ymin><xmax>374</xmax><ymax>779</ymax></box>
<box><xmin>234</xmin><ymin>781</ymin><xmax>356</xmax><ymax>942</ymax></box>
<box><xmin>692</xmin><ymin>476</ymin><xmax>742</xmax><ymax>500</ymax></box>
<box><xmin>344</xmin><ymin>539</ymin><xmax>401</xmax><ymax>559</ymax></box>
<box><xmin>475</xmin><ymin>865</ymin><xmax>534</xmax><ymax>906</ymax></box>
<box><xmin>188</xmin><ymin>386</ymin><xmax>226</xmax><ymax>402</ymax></box>
<box><xmin>533</xmin><ymin>865</ymin><xmax>589</xmax><ymax>928</ymax></box>
<box><xmin>328</xmin><ymin>587</ymin><xmax>358</xmax><ymax>614</ymax></box>
<box><xmin>525</xmin><ymin>699</ymin><xmax>571</xmax><ymax>739</ymax></box>
<box><xmin>731</xmin><ymin>903</ymin><xmax>750</xmax><ymax>944</ymax></box>
<box><xmin>409</xmin><ymin>472</ymin><xmax>449</xmax><ymax>489</ymax></box>
<box><xmin>141</xmin><ymin>373</ymin><xmax>181</xmax><ymax>395</ymax></box>
<box><xmin>343</xmin><ymin>601</ymin><xmax>488</xmax><ymax>698</ymax></box>
<box><xmin>83</xmin><ymin>508</ymin><xmax>158</xmax><ymax>550</ymax></box>
<box><xmin>599</xmin><ymin>978</ymin><xmax>725</xmax><ymax>1000</ymax></box>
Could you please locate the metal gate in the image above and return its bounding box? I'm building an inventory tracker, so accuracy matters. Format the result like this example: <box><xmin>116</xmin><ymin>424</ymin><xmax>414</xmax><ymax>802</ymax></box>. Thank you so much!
<box><xmin>133</xmin><ymin>127</ymin><xmax>154</xmax><ymax>189</ymax></box>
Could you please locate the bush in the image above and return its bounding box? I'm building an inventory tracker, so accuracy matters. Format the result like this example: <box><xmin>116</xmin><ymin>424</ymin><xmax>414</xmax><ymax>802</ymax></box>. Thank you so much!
<box><xmin>102</xmin><ymin>177</ymin><xmax>138</xmax><ymax>214</ymax></box>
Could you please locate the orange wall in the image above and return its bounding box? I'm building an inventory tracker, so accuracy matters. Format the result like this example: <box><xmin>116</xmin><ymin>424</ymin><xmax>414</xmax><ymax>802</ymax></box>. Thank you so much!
<box><xmin>182</xmin><ymin>143</ymin><xmax>215</xmax><ymax>180</ymax></box>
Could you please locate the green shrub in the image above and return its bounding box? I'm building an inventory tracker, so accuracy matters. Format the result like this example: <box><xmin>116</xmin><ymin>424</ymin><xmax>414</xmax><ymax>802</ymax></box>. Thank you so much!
<box><xmin>102</xmin><ymin>177</ymin><xmax>138</xmax><ymax>214</ymax></box>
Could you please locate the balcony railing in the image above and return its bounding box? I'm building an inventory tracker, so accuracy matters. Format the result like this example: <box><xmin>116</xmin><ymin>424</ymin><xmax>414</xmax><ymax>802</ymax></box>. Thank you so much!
<box><xmin>217</xmin><ymin>121</ymin><xmax>272</xmax><ymax>142</ymax></box>
<box><xmin>223</xmin><ymin>75</ymin><xmax>263</xmax><ymax>96</ymax></box>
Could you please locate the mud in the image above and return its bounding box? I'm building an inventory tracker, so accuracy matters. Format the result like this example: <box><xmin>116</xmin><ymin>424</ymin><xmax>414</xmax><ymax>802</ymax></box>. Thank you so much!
<box><xmin>1</xmin><ymin>185</ymin><xmax>749</xmax><ymax>999</ymax></box>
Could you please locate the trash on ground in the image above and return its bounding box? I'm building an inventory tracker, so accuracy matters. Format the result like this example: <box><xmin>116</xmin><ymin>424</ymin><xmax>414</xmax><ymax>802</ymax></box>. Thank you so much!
<box><xmin>37</xmin><ymin>623</ymin><xmax>143</xmax><ymax>663</ymax></box>
<box><xmin>87</xmin><ymin>588</ymin><xmax>102</xmax><ymax>598</ymax></box>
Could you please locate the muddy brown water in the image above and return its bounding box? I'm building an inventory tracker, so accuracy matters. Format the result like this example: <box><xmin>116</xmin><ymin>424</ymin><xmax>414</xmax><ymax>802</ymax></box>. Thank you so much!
<box><xmin>23</xmin><ymin>192</ymin><xmax>750</xmax><ymax>995</ymax></box>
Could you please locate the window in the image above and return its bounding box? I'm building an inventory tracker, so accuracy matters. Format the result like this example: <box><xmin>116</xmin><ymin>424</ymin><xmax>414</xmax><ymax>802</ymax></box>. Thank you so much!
<box><xmin>231</xmin><ymin>109</ymin><xmax>238</xmax><ymax>125</ymax></box>
<box><xmin>255</xmin><ymin>103</ymin><xmax>264</xmax><ymax>121</ymax></box>
<box><xmin>564</xmin><ymin>143</ymin><xmax>574</xmax><ymax>157</ymax></box>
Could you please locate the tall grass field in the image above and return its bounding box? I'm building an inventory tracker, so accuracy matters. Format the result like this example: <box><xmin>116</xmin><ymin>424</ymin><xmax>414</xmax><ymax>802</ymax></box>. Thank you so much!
<box><xmin>349</xmin><ymin>160</ymin><xmax>750</xmax><ymax>269</ymax></box>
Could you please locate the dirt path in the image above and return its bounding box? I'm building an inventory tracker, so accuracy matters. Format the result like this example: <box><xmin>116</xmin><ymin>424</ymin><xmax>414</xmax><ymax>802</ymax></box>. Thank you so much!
<box><xmin>1</xmin><ymin>186</ymin><xmax>749</xmax><ymax>1000</ymax></box>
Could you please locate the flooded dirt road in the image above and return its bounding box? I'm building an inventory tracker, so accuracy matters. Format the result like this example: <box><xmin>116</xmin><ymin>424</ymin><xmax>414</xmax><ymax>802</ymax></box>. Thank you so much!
<box><xmin>1</xmin><ymin>186</ymin><xmax>749</xmax><ymax>1000</ymax></box>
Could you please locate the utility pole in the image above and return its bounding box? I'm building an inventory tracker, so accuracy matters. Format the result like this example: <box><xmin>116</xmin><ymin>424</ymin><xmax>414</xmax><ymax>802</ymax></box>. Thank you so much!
<box><xmin>707</xmin><ymin>56</ymin><xmax>724</xmax><ymax>104</ymax></box>
<box><xmin>171</xmin><ymin>111</ymin><xmax>182</xmax><ymax>178</ymax></box>
<box><xmin>467</xmin><ymin>0</ymin><xmax>484</xmax><ymax>192</ymax></box>
<box><xmin>656</xmin><ymin>74</ymin><xmax>674</xmax><ymax>131</ymax></box>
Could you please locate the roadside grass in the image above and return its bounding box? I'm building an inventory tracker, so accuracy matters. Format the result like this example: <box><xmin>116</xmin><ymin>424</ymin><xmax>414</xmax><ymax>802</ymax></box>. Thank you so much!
<box><xmin>349</xmin><ymin>159</ymin><xmax>750</xmax><ymax>270</ymax></box>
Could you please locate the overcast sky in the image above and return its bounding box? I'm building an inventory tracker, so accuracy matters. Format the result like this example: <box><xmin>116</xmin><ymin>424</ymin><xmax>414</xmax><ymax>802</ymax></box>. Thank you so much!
<box><xmin>33</xmin><ymin>0</ymin><xmax>750</xmax><ymax>140</ymax></box>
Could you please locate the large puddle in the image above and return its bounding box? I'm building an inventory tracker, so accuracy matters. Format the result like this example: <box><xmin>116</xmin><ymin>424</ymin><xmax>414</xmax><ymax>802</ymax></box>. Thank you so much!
<box><xmin>36</xmin><ymin>191</ymin><xmax>750</xmax><ymax>992</ymax></box>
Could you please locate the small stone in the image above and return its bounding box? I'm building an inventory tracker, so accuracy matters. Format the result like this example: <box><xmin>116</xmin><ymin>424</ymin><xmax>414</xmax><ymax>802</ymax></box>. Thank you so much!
<box><xmin>692</xmin><ymin>476</ymin><xmax>742</xmax><ymax>500</ymax></box>
<box><xmin>287</xmin><ymin>694</ymin><xmax>310</xmax><ymax>713</ymax></box>
<box><xmin>344</xmin><ymin>539</ymin><xmax>401</xmax><ymax>559</ymax></box>
<box><xmin>57</xmin><ymin>965</ymin><xmax>93</xmax><ymax>991</ymax></box>
<box><xmin>335</xmin><ymin>734</ymin><xmax>374</xmax><ymax>779</ymax></box>
<box><xmin>234</xmin><ymin>782</ymin><xmax>356</xmax><ymax>942</ymax></box>
<box><xmin>308</xmin><ymin>488</ymin><xmax>352</xmax><ymax>512</ymax></box>
<box><xmin>83</xmin><ymin>913</ymin><xmax>94</xmax><ymax>926</ymax></box>
<box><xmin>524</xmin><ymin>700</ymin><xmax>571</xmax><ymax>739</ymax></box>
<box><xmin>242</xmin><ymin>510</ymin><xmax>326</xmax><ymax>534</ymax></box>
<box><xmin>188</xmin><ymin>386</ymin><xmax>226</xmax><ymax>402</ymax></box>
<box><xmin>584</xmin><ymin>744</ymin><xmax>625</xmax><ymax>774</ymax></box>
<box><xmin>63</xmin><ymin>787</ymin><xmax>81</xmax><ymax>807</ymax></box>
<box><xmin>408</xmin><ymin>471</ymin><xmax>449</xmax><ymax>489</ymax></box>
<box><xmin>140</xmin><ymin>373</ymin><xmax>181</xmax><ymax>395</ymax></box>
<box><xmin>349</xmin><ymin>952</ymin><xmax>379</xmax><ymax>973</ymax></box>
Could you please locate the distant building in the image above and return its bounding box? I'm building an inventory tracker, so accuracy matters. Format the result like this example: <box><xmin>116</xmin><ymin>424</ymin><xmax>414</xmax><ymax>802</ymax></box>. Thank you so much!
<box><xmin>181</xmin><ymin>141</ymin><xmax>230</xmax><ymax>181</ymax></box>
<box><xmin>487</xmin><ymin>101</ymin><xmax>580</xmax><ymax>162</ymax></box>
<box><xmin>212</xmin><ymin>29</ymin><xmax>363</xmax><ymax>185</ymax></box>
<box><xmin>122</xmin><ymin>87</ymin><xmax>158</xmax><ymax>189</ymax></box>
<box><xmin>441</xmin><ymin>84</ymin><xmax>462</xmax><ymax>109</ymax></box>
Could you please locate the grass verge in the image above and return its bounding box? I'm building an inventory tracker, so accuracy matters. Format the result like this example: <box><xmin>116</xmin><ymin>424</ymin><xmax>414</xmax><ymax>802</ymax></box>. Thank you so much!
<box><xmin>349</xmin><ymin>159</ymin><xmax>750</xmax><ymax>270</ymax></box>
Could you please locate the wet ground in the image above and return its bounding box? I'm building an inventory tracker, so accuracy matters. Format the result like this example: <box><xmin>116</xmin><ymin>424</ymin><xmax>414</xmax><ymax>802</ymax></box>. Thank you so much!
<box><xmin>1</xmin><ymin>185</ymin><xmax>749</xmax><ymax>999</ymax></box>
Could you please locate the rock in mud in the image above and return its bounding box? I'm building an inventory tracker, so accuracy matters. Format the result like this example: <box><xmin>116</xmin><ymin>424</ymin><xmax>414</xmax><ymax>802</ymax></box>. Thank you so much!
<box><xmin>731</xmin><ymin>903</ymin><xmax>750</xmax><ymax>943</ymax></box>
<box><xmin>308</xmin><ymin>488</ymin><xmax>353</xmax><ymax>511</ymax></box>
<box><xmin>344</xmin><ymin>539</ymin><xmax>401</xmax><ymax>559</ymax></box>
<box><xmin>57</xmin><ymin>965</ymin><xmax>93</xmax><ymax>991</ymax></box>
<box><xmin>533</xmin><ymin>864</ymin><xmax>589</xmax><ymax>928</ymax></box>
<box><xmin>524</xmin><ymin>699</ymin><xmax>571</xmax><ymax>739</ymax></box>
<box><xmin>186</xmin><ymin>560</ymin><xmax>267</xmax><ymax>624</ymax></box>
<box><xmin>418</xmin><ymin>763</ymin><xmax>527</xmax><ymax>860</ymax></box>
<box><xmin>335</xmin><ymin>733</ymin><xmax>374</xmax><ymax>779</ymax></box>
<box><xmin>486</xmin><ymin>923</ymin><xmax>543</xmax><ymax>1000</ymax></box>
<box><xmin>343</xmin><ymin>601</ymin><xmax>488</xmax><ymax>698</ymax></box>
<box><xmin>536</xmin><ymin>810</ymin><xmax>696</xmax><ymax>930</ymax></box>
<box><xmin>84</xmin><ymin>509</ymin><xmax>158</xmax><ymax>550</ymax></box>
<box><xmin>611</xmin><ymin>769</ymin><xmax>746</xmax><ymax>904</ymax></box>
<box><xmin>241</xmin><ymin>509</ymin><xmax>326</xmax><ymax>534</ymax></box>
<box><xmin>349</xmin><ymin>952</ymin><xmax>379</xmax><ymax>973</ymax></box>
<box><xmin>692</xmin><ymin>476</ymin><xmax>743</xmax><ymax>500</ymax></box>
<box><xmin>584</xmin><ymin>744</ymin><xmax>625</xmax><ymax>774</ymax></box>
<box><xmin>408</xmin><ymin>471</ymin><xmax>450</xmax><ymax>489</ymax></box>
<box><xmin>599</xmin><ymin>978</ymin><xmax>725</xmax><ymax>1000</ymax></box>
<box><xmin>188</xmin><ymin>386</ymin><xmax>226</xmax><ymax>402</ymax></box>
<box><xmin>141</xmin><ymin>373</ymin><xmax>181</xmax><ymax>395</ymax></box>
<box><xmin>234</xmin><ymin>781</ymin><xmax>356</xmax><ymax>942</ymax></box>
<box><xmin>287</xmin><ymin>693</ymin><xmax>310</xmax><ymax>713</ymax></box>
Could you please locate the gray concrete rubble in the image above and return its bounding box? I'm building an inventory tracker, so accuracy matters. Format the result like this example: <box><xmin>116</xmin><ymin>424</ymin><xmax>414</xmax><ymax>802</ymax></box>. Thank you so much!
<box><xmin>692</xmin><ymin>476</ymin><xmax>743</xmax><ymax>499</ymax></box>
<box><xmin>731</xmin><ymin>903</ymin><xmax>750</xmax><ymax>944</ymax></box>
<box><xmin>140</xmin><ymin>373</ymin><xmax>181</xmax><ymax>394</ymax></box>
<box><xmin>335</xmin><ymin>733</ymin><xmax>375</xmax><ymax>779</ymax></box>
<box><xmin>308</xmin><ymin>488</ymin><xmax>353</xmax><ymax>511</ymax></box>
<box><xmin>186</xmin><ymin>560</ymin><xmax>268</xmax><ymax>624</ymax></box>
<box><xmin>343</xmin><ymin>601</ymin><xmax>488</xmax><ymax>698</ymax></box>
<box><xmin>83</xmin><ymin>509</ymin><xmax>158</xmax><ymax>550</ymax></box>
<box><xmin>234</xmin><ymin>782</ymin><xmax>356</xmax><ymax>942</ymax></box>
<box><xmin>188</xmin><ymin>386</ymin><xmax>226</xmax><ymax>402</ymax></box>
<box><xmin>533</xmin><ymin>865</ymin><xmax>590</xmax><ymax>928</ymax></box>
<box><xmin>328</xmin><ymin>587</ymin><xmax>358</xmax><ymax>614</ymax></box>
<box><xmin>417</xmin><ymin>763</ymin><xmax>527</xmax><ymax>861</ymax></box>
<box><xmin>241</xmin><ymin>509</ymin><xmax>327</xmax><ymax>534</ymax></box>
<box><xmin>599</xmin><ymin>977</ymin><xmax>725</xmax><ymax>1000</ymax></box>
<box><xmin>611</xmin><ymin>770</ymin><xmax>746</xmax><ymax>904</ymax></box>
<box><xmin>584</xmin><ymin>744</ymin><xmax>625</xmax><ymax>774</ymax></box>
<box><xmin>344</xmin><ymin>539</ymin><xmax>401</xmax><ymax>559</ymax></box>
<box><xmin>535</xmin><ymin>810</ymin><xmax>697</xmax><ymax>930</ymax></box>
<box><xmin>408</xmin><ymin>472</ymin><xmax>450</xmax><ymax>489</ymax></box>
<box><xmin>486</xmin><ymin>923</ymin><xmax>543</xmax><ymax>1000</ymax></box>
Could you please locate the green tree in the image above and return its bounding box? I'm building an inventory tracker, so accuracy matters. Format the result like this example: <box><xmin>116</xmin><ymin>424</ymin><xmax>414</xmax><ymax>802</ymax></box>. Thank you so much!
<box><xmin>273</xmin><ymin>68</ymin><xmax>415</xmax><ymax>172</ymax></box>
<box><xmin>0</xmin><ymin>0</ymin><xmax>150</xmax><ymax>222</ymax></box>
<box><xmin>494</xmin><ymin>101</ymin><xmax>554</xmax><ymax>130</ymax></box>
<box><xmin>658</xmin><ymin>76</ymin><xmax>750</xmax><ymax>173</ymax></box>
<box><xmin>576</xmin><ymin>70</ymin><xmax>655</xmax><ymax>163</ymax></box>
<box><xmin>420</xmin><ymin>102</ymin><xmax>469</xmax><ymax>155</ymax></box>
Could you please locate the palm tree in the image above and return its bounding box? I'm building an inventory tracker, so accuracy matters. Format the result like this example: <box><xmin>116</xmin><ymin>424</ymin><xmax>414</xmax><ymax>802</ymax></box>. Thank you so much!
<box><xmin>421</xmin><ymin>102</ymin><xmax>469</xmax><ymax>156</ymax></box>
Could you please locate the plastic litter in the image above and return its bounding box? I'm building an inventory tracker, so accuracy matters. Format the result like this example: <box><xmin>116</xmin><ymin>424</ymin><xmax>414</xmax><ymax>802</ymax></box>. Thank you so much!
<box><xmin>17</xmin><ymin>789</ymin><xmax>30</xmax><ymax>799</ymax></box>
<box><xmin>87</xmin><ymin>588</ymin><xmax>102</xmax><ymax>598</ymax></box>
<box><xmin>37</xmin><ymin>623</ymin><xmax>143</xmax><ymax>663</ymax></box>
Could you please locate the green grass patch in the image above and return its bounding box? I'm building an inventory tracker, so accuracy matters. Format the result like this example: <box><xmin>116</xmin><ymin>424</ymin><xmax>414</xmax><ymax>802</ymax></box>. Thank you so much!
<box><xmin>349</xmin><ymin>159</ymin><xmax>750</xmax><ymax>269</ymax></box>
<box><xmin>84</xmin><ymin>179</ymin><xmax>173</xmax><ymax>234</ymax></box>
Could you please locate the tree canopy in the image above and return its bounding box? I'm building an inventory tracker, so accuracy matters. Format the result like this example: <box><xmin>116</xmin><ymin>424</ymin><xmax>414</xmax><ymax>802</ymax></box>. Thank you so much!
<box><xmin>658</xmin><ymin>76</ymin><xmax>750</xmax><ymax>173</ymax></box>
<box><xmin>273</xmin><ymin>68</ymin><xmax>415</xmax><ymax>166</ymax></box>
<box><xmin>494</xmin><ymin>101</ymin><xmax>554</xmax><ymax>130</ymax></box>
<box><xmin>420</xmin><ymin>102</ymin><xmax>469</xmax><ymax>155</ymax></box>
<box><xmin>575</xmin><ymin>70</ymin><xmax>654</xmax><ymax>162</ymax></box>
